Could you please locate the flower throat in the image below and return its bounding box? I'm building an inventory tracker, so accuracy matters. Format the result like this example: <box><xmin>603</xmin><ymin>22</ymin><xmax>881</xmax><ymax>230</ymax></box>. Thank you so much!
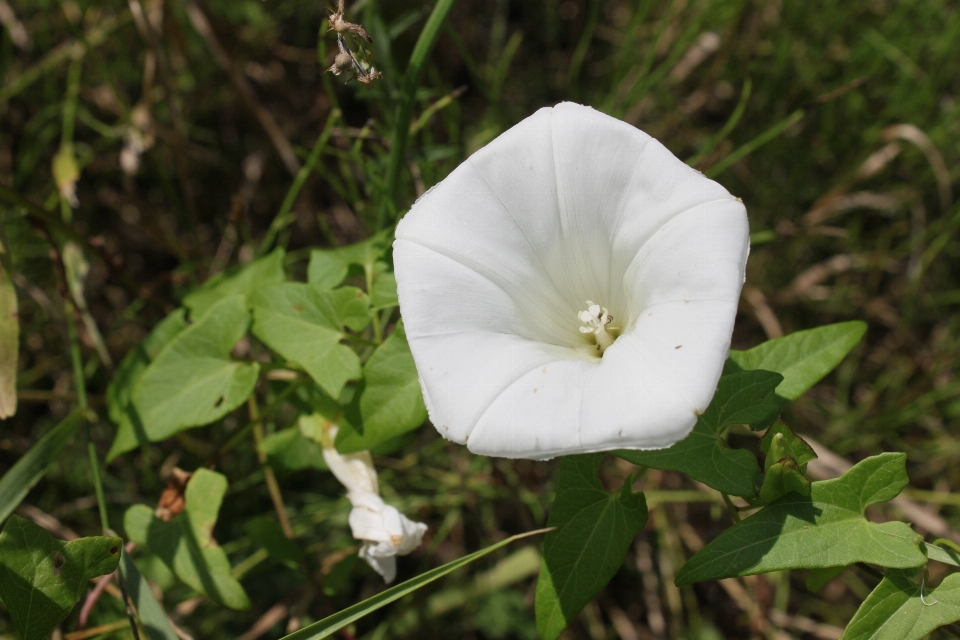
<box><xmin>578</xmin><ymin>301</ymin><xmax>620</xmax><ymax>355</ymax></box>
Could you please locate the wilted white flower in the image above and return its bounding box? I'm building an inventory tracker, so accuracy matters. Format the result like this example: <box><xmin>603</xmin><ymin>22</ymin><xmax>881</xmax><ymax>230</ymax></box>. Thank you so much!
<box><xmin>322</xmin><ymin>433</ymin><xmax>427</xmax><ymax>583</ymax></box>
<box><xmin>394</xmin><ymin>102</ymin><xmax>749</xmax><ymax>460</ymax></box>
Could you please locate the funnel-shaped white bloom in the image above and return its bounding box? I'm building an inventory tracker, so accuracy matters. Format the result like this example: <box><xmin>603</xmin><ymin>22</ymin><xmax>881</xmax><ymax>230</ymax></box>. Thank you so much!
<box><xmin>322</xmin><ymin>440</ymin><xmax>427</xmax><ymax>583</ymax></box>
<box><xmin>394</xmin><ymin>102</ymin><xmax>749</xmax><ymax>460</ymax></box>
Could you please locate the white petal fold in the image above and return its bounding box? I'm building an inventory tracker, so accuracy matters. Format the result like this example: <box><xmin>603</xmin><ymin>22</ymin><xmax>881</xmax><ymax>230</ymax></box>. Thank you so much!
<box><xmin>322</xmin><ymin>436</ymin><xmax>427</xmax><ymax>583</ymax></box>
<box><xmin>395</xmin><ymin>102</ymin><xmax>749</xmax><ymax>459</ymax></box>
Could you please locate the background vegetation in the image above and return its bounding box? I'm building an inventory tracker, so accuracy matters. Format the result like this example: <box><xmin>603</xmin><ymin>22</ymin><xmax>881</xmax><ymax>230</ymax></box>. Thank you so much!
<box><xmin>1</xmin><ymin>0</ymin><xmax>959</xmax><ymax>637</ymax></box>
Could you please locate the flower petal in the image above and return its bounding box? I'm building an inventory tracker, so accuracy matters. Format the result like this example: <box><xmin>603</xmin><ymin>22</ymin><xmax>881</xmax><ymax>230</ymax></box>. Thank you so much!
<box><xmin>395</xmin><ymin>102</ymin><xmax>749</xmax><ymax>459</ymax></box>
<box><xmin>322</xmin><ymin>447</ymin><xmax>379</xmax><ymax>495</ymax></box>
<box><xmin>359</xmin><ymin>545</ymin><xmax>397</xmax><ymax>583</ymax></box>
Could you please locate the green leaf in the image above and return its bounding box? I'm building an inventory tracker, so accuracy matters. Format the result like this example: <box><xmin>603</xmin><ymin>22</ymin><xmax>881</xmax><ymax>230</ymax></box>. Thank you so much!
<box><xmin>260</xmin><ymin>426</ymin><xmax>328</xmax><ymax>472</ymax></box>
<box><xmin>0</xmin><ymin>252</ymin><xmax>18</xmax><ymax>419</ymax></box>
<box><xmin>370</xmin><ymin>271</ymin><xmax>398</xmax><ymax>310</ymax></box>
<box><xmin>132</xmin><ymin>296</ymin><xmax>259</xmax><ymax>441</ymax></box>
<box><xmin>336</xmin><ymin>322</ymin><xmax>426</xmax><ymax>453</ymax></box>
<box><xmin>0</xmin><ymin>409</ymin><xmax>82</xmax><ymax>525</ymax></box>
<box><xmin>759</xmin><ymin>457</ymin><xmax>810</xmax><ymax>503</ymax></box>
<box><xmin>251</xmin><ymin>283</ymin><xmax>369</xmax><ymax>397</ymax></box>
<box><xmin>806</xmin><ymin>565</ymin><xmax>848</xmax><ymax>593</ymax></box>
<box><xmin>616</xmin><ymin>370</ymin><xmax>783</xmax><ymax>497</ymax></box>
<box><xmin>117</xmin><ymin>549</ymin><xmax>179</xmax><ymax>640</ymax></box>
<box><xmin>107</xmin><ymin>309</ymin><xmax>190</xmax><ymax>461</ymax></box>
<box><xmin>183</xmin><ymin>248</ymin><xmax>285</xmax><ymax>318</ymax></box>
<box><xmin>307</xmin><ymin>230</ymin><xmax>392</xmax><ymax>290</ymax></box>
<box><xmin>760</xmin><ymin>421</ymin><xmax>817</xmax><ymax>471</ymax></box>
<box><xmin>245</xmin><ymin>516</ymin><xmax>303</xmax><ymax>568</ymax></box>
<box><xmin>123</xmin><ymin>468</ymin><xmax>250</xmax><ymax>610</ymax></box>
<box><xmin>676</xmin><ymin>453</ymin><xmax>925</xmax><ymax>585</ymax></box>
<box><xmin>926</xmin><ymin>542</ymin><xmax>960</xmax><ymax>567</ymax></box>
<box><xmin>841</xmin><ymin>569</ymin><xmax>960</xmax><ymax>640</ymax></box>
<box><xmin>535</xmin><ymin>454</ymin><xmax>648</xmax><ymax>640</ymax></box>
<box><xmin>0</xmin><ymin>515</ymin><xmax>121</xmax><ymax>640</ymax></box>
<box><xmin>279</xmin><ymin>528</ymin><xmax>548</xmax><ymax>640</ymax></box>
<box><xmin>307</xmin><ymin>250</ymin><xmax>349</xmax><ymax>289</ymax></box>
<box><xmin>728</xmin><ymin>321</ymin><xmax>867</xmax><ymax>401</ymax></box>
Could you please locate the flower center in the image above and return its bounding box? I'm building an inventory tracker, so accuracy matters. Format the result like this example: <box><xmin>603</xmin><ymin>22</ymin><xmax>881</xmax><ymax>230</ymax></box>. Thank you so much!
<box><xmin>578</xmin><ymin>300</ymin><xmax>620</xmax><ymax>355</ymax></box>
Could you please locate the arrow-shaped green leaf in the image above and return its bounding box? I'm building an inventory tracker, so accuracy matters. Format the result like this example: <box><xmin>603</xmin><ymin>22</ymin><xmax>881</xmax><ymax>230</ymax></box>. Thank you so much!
<box><xmin>336</xmin><ymin>322</ymin><xmax>426</xmax><ymax>453</ymax></box>
<box><xmin>728</xmin><ymin>321</ymin><xmax>867</xmax><ymax>401</ymax></box>
<box><xmin>676</xmin><ymin>453</ymin><xmax>925</xmax><ymax>585</ymax></box>
<box><xmin>617</xmin><ymin>370</ymin><xmax>783</xmax><ymax>497</ymax></box>
<box><xmin>841</xmin><ymin>569</ymin><xmax>960</xmax><ymax>640</ymax></box>
<box><xmin>535</xmin><ymin>454</ymin><xmax>648</xmax><ymax>640</ymax></box>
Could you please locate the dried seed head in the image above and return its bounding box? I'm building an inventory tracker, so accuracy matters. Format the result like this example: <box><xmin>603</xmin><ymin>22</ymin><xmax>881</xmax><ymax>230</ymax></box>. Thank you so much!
<box><xmin>327</xmin><ymin>51</ymin><xmax>354</xmax><ymax>75</ymax></box>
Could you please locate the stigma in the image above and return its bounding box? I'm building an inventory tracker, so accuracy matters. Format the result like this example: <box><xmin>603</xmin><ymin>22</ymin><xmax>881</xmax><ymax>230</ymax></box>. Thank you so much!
<box><xmin>578</xmin><ymin>301</ymin><xmax>617</xmax><ymax>354</ymax></box>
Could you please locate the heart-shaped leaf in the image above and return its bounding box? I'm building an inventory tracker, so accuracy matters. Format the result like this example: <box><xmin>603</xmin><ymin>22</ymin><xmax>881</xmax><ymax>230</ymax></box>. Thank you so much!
<box><xmin>0</xmin><ymin>516</ymin><xmax>122</xmax><ymax>640</ymax></box>
<box><xmin>132</xmin><ymin>296</ymin><xmax>258</xmax><ymax>441</ymax></box>
<box><xmin>107</xmin><ymin>309</ymin><xmax>189</xmax><ymax>460</ymax></box>
<box><xmin>252</xmin><ymin>284</ymin><xmax>370</xmax><ymax>398</ymax></box>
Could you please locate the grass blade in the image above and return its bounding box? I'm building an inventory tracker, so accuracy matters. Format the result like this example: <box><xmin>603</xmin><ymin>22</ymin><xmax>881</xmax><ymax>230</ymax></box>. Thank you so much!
<box><xmin>0</xmin><ymin>409</ymin><xmax>82</xmax><ymax>525</ymax></box>
<box><xmin>118</xmin><ymin>549</ymin><xmax>180</xmax><ymax>640</ymax></box>
<box><xmin>687</xmin><ymin>78</ymin><xmax>752</xmax><ymax>167</ymax></box>
<box><xmin>381</xmin><ymin>0</ymin><xmax>458</xmax><ymax>227</ymax></box>
<box><xmin>705</xmin><ymin>109</ymin><xmax>804</xmax><ymax>178</ymax></box>
<box><xmin>279</xmin><ymin>528</ymin><xmax>549</xmax><ymax>640</ymax></box>
<box><xmin>258</xmin><ymin>109</ymin><xmax>342</xmax><ymax>256</ymax></box>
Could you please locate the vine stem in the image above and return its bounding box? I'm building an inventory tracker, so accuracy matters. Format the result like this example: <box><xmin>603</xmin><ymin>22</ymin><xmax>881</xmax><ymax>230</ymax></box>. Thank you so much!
<box><xmin>248</xmin><ymin>395</ymin><xmax>295</xmax><ymax>539</ymax></box>
<box><xmin>721</xmin><ymin>493</ymin><xmax>742</xmax><ymax>523</ymax></box>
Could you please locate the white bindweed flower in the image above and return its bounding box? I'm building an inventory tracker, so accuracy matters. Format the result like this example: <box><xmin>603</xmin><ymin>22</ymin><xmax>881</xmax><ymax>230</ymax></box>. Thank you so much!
<box><xmin>394</xmin><ymin>102</ymin><xmax>749</xmax><ymax>460</ymax></box>
<box><xmin>322</xmin><ymin>432</ymin><xmax>427</xmax><ymax>583</ymax></box>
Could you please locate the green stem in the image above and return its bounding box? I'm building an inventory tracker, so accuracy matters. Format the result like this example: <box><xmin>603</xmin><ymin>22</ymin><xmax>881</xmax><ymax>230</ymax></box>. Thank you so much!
<box><xmin>61</xmin><ymin>55</ymin><xmax>83</xmax><ymax>147</ymax></box>
<box><xmin>365</xmin><ymin>264</ymin><xmax>383</xmax><ymax>343</ymax></box>
<box><xmin>721</xmin><ymin>492</ymin><xmax>741</xmax><ymax>523</ymax></box>
<box><xmin>0</xmin><ymin>12</ymin><xmax>131</xmax><ymax>107</ymax></box>
<box><xmin>87</xmin><ymin>443</ymin><xmax>109</xmax><ymax>533</ymax></box>
<box><xmin>380</xmin><ymin>0</ymin><xmax>458</xmax><ymax>228</ymax></box>
<box><xmin>205</xmin><ymin>380</ymin><xmax>304</xmax><ymax>467</ymax></box>
<box><xmin>259</xmin><ymin>109</ymin><xmax>342</xmax><ymax>256</ymax></box>
<box><xmin>248</xmin><ymin>396</ymin><xmax>295</xmax><ymax>539</ymax></box>
<box><xmin>65</xmin><ymin>301</ymin><xmax>87</xmax><ymax>409</ymax></box>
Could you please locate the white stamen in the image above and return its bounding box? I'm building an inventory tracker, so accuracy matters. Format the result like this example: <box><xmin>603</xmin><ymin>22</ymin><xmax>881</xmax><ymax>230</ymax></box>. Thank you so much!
<box><xmin>578</xmin><ymin>300</ymin><xmax>617</xmax><ymax>354</ymax></box>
